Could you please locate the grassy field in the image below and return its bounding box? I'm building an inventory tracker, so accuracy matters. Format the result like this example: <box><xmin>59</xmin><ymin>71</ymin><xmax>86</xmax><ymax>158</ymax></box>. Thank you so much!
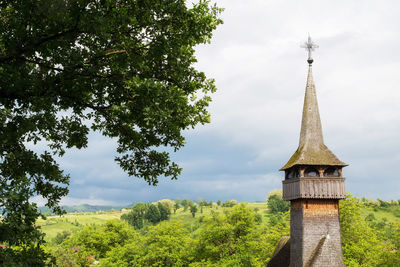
<box><xmin>37</xmin><ymin>210</ymin><xmax>128</xmax><ymax>241</ymax></box>
<box><xmin>38</xmin><ymin>203</ymin><xmax>269</xmax><ymax>242</ymax></box>
<box><xmin>360</xmin><ymin>206</ymin><xmax>400</xmax><ymax>223</ymax></box>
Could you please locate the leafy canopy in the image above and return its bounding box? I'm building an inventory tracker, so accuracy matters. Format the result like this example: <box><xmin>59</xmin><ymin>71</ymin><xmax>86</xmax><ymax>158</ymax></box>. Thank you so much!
<box><xmin>267</xmin><ymin>193</ymin><xmax>289</xmax><ymax>214</ymax></box>
<box><xmin>0</xmin><ymin>0</ymin><xmax>222</xmax><ymax>258</ymax></box>
<box><xmin>44</xmin><ymin>196</ymin><xmax>400</xmax><ymax>266</ymax></box>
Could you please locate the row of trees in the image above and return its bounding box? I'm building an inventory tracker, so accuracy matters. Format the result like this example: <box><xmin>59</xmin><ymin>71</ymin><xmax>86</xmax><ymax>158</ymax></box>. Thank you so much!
<box><xmin>120</xmin><ymin>197</ymin><xmax>236</xmax><ymax>229</ymax></box>
<box><xmin>132</xmin><ymin>198</ymin><xmax>238</xmax><ymax>219</ymax></box>
<box><xmin>121</xmin><ymin>202</ymin><xmax>171</xmax><ymax>230</ymax></box>
<box><xmin>361</xmin><ymin>197</ymin><xmax>400</xmax><ymax>207</ymax></box>
<box><xmin>174</xmin><ymin>198</ymin><xmax>215</xmax><ymax>212</ymax></box>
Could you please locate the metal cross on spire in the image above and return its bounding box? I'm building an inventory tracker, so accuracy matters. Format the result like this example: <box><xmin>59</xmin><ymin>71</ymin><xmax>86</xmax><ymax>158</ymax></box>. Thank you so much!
<box><xmin>301</xmin><ymin>35</ymin><xmax>319</xmax><ymax>65</ymax></box>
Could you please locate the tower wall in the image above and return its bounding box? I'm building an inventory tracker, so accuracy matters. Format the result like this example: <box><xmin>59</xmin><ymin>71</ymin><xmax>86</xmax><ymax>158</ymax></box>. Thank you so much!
<box><xmin>290</xmin><ymin>199</ymin><xmax>345</xmax><ymax>267</ymax></box>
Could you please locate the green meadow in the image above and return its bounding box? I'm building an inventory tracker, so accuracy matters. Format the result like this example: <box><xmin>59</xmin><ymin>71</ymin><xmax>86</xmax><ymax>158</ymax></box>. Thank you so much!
<box><xmin>38</xmin><ymin>202</ymin><xmax>272</xmax><ymax>243</ymax></box>
<box><xmin>37</xmin><ymin>210</ymin><xmax>126</xmax><ymax>241</ymax></box>
<box><xmin>361</xmin><ymin>206</ymin><xmax>400</xmax><ymax>223</ymax></box>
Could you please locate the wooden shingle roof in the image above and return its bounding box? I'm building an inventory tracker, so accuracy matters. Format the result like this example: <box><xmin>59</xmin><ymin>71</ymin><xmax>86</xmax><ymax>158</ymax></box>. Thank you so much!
<box><xmin>281</xmin><ymin>65</ymin><xmax>347</xmax><ymax>170</ymax></box>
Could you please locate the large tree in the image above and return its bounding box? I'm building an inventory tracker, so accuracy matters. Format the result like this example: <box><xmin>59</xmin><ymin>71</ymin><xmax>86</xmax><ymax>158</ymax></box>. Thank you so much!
<box><xmin>0</xmin><ymin>0</ymin><xmax>222</xmax><ymax>259</ymax></box>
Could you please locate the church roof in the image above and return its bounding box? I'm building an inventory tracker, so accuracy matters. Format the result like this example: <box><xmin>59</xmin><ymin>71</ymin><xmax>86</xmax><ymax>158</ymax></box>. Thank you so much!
<box><xmin>281</xmin><ymin>63</ymin><xmax>347</xmax><ymax>170</ymax></box>
<box><xmin>267</xmin><ymin>236</ymin><xmax>290</xmax><ymax>267</ymax></box>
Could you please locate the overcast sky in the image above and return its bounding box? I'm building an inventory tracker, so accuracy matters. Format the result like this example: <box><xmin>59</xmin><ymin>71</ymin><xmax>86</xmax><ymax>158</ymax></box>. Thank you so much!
<box><xmin>35</xmin><ymin>0</ymin><xmax>400</xmax><ymax>206</ymax></box>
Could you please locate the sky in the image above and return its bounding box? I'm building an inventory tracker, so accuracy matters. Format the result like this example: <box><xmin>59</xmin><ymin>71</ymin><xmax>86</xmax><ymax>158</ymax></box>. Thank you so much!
<box><xmin>35</xmin><ymin>0</ymin><xmax>400</xmax><ymax>206</ymax></box>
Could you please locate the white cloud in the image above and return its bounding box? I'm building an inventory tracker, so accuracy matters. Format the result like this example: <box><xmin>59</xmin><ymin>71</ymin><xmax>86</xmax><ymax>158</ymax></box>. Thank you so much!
<box><xmin>191</xmin><ymin>0</ymin><xmax>400</xmax><ymax>200</ymax></box>
<box><xmin>30</xmin><ymin>195</ymin><xmax>120</xmax><ymax>207</ymax></box>
<box><xmin>30</xmin><ymin>0</ymin><xmax>400</xmax><ymax>205</ymax></box>
<box><xmin>59</xmin><ymin>197</ymin><xmax>119</xmax><ymax>206</ymax></box>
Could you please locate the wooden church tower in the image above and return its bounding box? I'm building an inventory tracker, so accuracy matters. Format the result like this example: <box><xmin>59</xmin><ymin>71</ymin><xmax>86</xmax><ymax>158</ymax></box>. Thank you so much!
<box><xmin>280</xmin><ymin>37</ymin><xmax>347</xmax><ymax>266</ymax></box>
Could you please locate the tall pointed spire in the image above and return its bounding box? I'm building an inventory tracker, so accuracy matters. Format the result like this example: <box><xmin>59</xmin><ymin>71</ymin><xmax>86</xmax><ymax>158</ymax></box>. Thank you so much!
<box><xmin>281</xmin><ymin>37</ymin><xmax>347</xmax><ymax>170</ymax></box>
<box><xmin>299</xmin><ymin>65</ymin><xmax>324</xmax><ymax>148</ymax></box>
<box><xmin>274</xmin><ymin>37</ymin><xmax>348</xmax><ymax>267</ymax></box>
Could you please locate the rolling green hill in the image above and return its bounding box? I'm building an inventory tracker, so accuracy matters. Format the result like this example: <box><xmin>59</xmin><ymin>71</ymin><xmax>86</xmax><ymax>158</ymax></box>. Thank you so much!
<box><xmin>38</xmin><ymin>198</ymin><xmax>400</xmax><ymax>244</ymax></box>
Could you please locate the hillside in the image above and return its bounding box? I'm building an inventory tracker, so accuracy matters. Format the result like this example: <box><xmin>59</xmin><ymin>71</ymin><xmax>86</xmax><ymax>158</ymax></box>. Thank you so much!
<box><xmin>37</xmin><ymin>203</ymin><xmax>269</xmax><ymax>243</ymax></box>
<box><xmin>35</xmin><ymin>196</ymin><xmax>400</xmax><ymax>266</ymax></box>
<box><xmin>37</xmin><ymin>210</ymin><xmax>127</xmax><ymax>241</ymax></box>
<box><xmin>38</xmin><ymin>198</ymin><xmax>400</xmax><ymax>244</ymax></box>
<box><xmin>38</xmin><ymin>204</ymin><xmax>125</xmax><ymax>214</ymax></box>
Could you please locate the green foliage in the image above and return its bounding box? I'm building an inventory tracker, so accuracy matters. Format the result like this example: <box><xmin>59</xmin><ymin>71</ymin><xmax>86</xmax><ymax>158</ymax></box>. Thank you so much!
<box><xmin>268</xmin><ymin>212</ymin><xmax>288</xmax><ymax>227</ymax></box>
<box><xmin>378</xmin><ymin>199</ymin><xmax>389</xmax><ymax>207</ymax></box>
<box><xmin>190</xmin><ymin>205</ymin><xmax>198</xmax><ymax>218</ymax></box>
<box><xmin>155</xmin><ymin>199</ymin><xmax>175</xmax><ymax>213</ymax></box>
<box><xmin>120</xmin><ymin>211</ymin><xmax>143</xmax><ymax>230</ymax></box>
<box><xmin>174</xmin><ymin>199</ymin><xmax>181</xmax><ymax>214</ymax></box>
<box><xmin>53</xmin><ymin>230</ymin><xmax>72</xmax><ymax>245</ymax></box>
<box><xmin>0</xmin><ymin>245</ymin><xmax>51</xmax><ymax>267</ymax></box>
<box><xmin>45</xmin><ymin>246</ymin><xmax>79</xmax><ymax>267</ymax></box>
<box><xmin>254</xmin><ymin>213</ymin><xmax>262</xmax><ymax>224</ymax></box>
<box><xmin>100</xmin><ymin>221</ymin><xmax>191</xmax><ymax>267</ymax></box>
<box><xmin>251</xmin><ymin>215</ymin><xmax>290</xmax><ymax>264</ymax></box>
<box><xmin>226</xmin><ymin>203</ymin><xmax>256</xmax><ymax>238</ymax></box>
<box><xmin>267</xmin><ymin>194</ymin><xmax>290</xmax><ymax>214</ymax></box>
<box><xmin>192</xmin><ymin>203</ymin><xmax>276</xmax><ymax>266</ymax></box>
<box><xmin>365</xmin><ymin>212</ymin><xmax>376</xmax><ymax>222</ymax></box>
<box><xmin>392</xmin><ymin>223</ymin><xmax>400</xmax><ymax>250</ymax></box>
<box><xmin>60</xmin><ymin>219</ymin><xmax>137</xmax><ymax>265</ymax></box>
<box><xmin>340</xmin><ymin>194</ymin><xmax>400</xmax><ymax>266</ymax></box>
<box><xmin>146</xmin><ymin>204</ymin><xmax>161</xmax><ymax>224</ymax></box>
<box><xmin>197</xmin><ymin>197</ymin><xmax>209</xmax><ymax>208</ymax></box>
<box><xmin>181</xmin><ymin>199</ymin><xmax>194</xmax><ymax>212</ymax></box>
<box><xmin>157</xmin><ymin>202</ymin><xmax>171</xmax><ymax>221</ymax></box>
<box><xmin>181</xmin><ymin>199</ymin><xmax>189</xmax><ymax>212</ymax></box>
<box><xmin>47</xmin><ymin>198</ymin><xmax>400</xmax><ymax>266</ymax></box>
<box><xmin>0</xmin><ymin>0</ymin><xmax>222</xmax><ymax>263</ymax></box>
<box><xmin>97</xmin><ymin>236</ymin><xmax>143</xmax><ymax>267</ymax></box>
<box><xmin>120</xmin><ymin>203</ymin><xmax>149</xmax><ymax>229</ymax></box>
<box><xmin>121</xmin><ymin>201</ymin><xmax>171</xmax><ymax>229</ymax></box>
<box><xmin>394</xmin><ymin>209</ymin><xmax>400</xmax><ymax>218</ymax></box>
<box><xmin>221</xmin><ymin>200</ymin><xmax>238</xmax><ymax>207</ymax></box>
<box><xmin>56</xmin><ymin>204</ymin><xmax>288</xmax><ymax>266</ymax></box>
<box><xmin>138</xmin><ymin>221</ymin><xmax>191</xmax><ymax>266</ymax></box>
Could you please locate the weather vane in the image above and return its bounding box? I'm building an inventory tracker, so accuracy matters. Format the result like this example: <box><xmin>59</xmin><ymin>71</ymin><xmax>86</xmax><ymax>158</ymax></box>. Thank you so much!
<box><xmin>301</xmin><ymin>35</ymin><xmax>318</xmax><ymax>65</ymax></box>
